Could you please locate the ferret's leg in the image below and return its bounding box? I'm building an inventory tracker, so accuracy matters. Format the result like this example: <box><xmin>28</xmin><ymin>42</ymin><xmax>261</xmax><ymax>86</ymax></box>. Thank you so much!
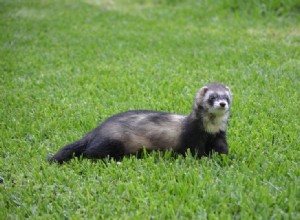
<box><xmin>83</xmin><ymin>139</ymin><xmax>126</xmax><ymax>160</ymax></box>
<box><xmin>210</xmin><ymin>131</ymin><xmax>229</xmax><ymax>155</ymax></box>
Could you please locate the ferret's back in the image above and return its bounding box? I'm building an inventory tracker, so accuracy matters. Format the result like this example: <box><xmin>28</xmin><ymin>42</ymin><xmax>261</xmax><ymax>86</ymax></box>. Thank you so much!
<box><xmin>96</xmin><ymin>110</ymin><xmax>186</xmax><ymax>153</ymax></box>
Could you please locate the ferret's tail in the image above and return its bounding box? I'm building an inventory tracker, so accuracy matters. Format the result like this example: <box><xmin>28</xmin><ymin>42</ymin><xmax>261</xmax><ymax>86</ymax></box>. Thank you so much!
<box><xmin>48</xmin><ymin>138</ymin><xmax>89</xmax><ymax>164</ymax></box>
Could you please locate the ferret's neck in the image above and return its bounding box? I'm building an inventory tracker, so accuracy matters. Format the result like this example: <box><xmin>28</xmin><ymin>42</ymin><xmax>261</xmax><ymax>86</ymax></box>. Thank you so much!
<box><xmin>202</xmin><ymin>113</ymin><xmax>229</xmax><ymax>134</ymax></box>
<box><xmin>189</xmin><ymin>110</ymin><xmax>229</xmax><ymax>134</ymax></box>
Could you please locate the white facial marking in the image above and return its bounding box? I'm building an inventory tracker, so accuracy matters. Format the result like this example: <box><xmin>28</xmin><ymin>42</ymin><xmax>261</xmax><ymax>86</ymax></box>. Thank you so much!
<box><xmin>209</xmin><ymin>98</ymin><xmax>229</xmax><ymax>114</ymax></box>
<box><xmin>203</xmin><ymin>91</ymin><xmax>214</xmax><ymax>102</ymax></box>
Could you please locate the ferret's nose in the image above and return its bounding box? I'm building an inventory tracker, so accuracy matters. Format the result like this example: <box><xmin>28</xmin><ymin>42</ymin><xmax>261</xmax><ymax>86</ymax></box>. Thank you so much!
<box><xmin>220</xmin><ymin>102</ymin><xmax>226</xmax><ymax>108</ymax></box>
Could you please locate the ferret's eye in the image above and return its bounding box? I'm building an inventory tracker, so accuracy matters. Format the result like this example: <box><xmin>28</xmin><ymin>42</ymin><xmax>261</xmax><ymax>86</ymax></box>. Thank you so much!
<box><xmin>225</xmin><ymin>97</ymin><xmax>230</xmax><ymax>104</ymax></box>
<box><xmin>209</xmin><ymin>95</ymin><xmax>216</xmax><ymax>101</ymax></box>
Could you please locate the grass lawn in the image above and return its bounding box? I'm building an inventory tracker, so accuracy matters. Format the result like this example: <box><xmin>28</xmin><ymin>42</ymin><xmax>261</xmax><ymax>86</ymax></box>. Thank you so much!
<box><xmin>1</xmin><ymin>0</ymin><xmax>299</xmax><ymax>219</ymax></box>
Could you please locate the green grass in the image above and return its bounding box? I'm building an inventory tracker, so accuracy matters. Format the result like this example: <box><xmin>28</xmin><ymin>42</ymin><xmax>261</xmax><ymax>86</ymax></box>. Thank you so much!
<box><xmin>1</xmin><ymin>0</ymin><xmax>299</xmax><ymax>219</ymax></box>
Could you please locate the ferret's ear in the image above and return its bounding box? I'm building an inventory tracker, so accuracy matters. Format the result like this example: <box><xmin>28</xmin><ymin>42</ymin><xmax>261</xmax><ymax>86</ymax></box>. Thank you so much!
<box><xmin>226</xmin><ymin>86</ymin><xmax>232</xmax><ymax>97</ymax></box>
<box><xmin>199</xmin><ymin>86</ymin><xmax>208</xmax><ymax>97</ymax></box>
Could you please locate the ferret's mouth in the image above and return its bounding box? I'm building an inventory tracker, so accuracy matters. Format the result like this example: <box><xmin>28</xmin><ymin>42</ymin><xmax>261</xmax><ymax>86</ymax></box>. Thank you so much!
<box><xmin>208</xmin><ymin>107</ymin><xmax>228</xmax><ymax>115</ymax></box>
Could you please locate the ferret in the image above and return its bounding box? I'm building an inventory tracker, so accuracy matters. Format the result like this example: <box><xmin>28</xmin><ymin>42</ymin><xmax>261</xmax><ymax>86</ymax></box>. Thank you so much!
<box><xmin>49</xmin><ymin>83</ymin><xmax>232</xmax><ymax>164</ymax></box>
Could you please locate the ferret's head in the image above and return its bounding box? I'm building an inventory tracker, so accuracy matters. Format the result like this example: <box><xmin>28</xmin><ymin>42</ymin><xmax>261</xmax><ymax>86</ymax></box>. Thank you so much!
<box><xmin>194</xmin><ymin>83</ymin><xmax>232</xmax><ymax>116</ymax></box>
